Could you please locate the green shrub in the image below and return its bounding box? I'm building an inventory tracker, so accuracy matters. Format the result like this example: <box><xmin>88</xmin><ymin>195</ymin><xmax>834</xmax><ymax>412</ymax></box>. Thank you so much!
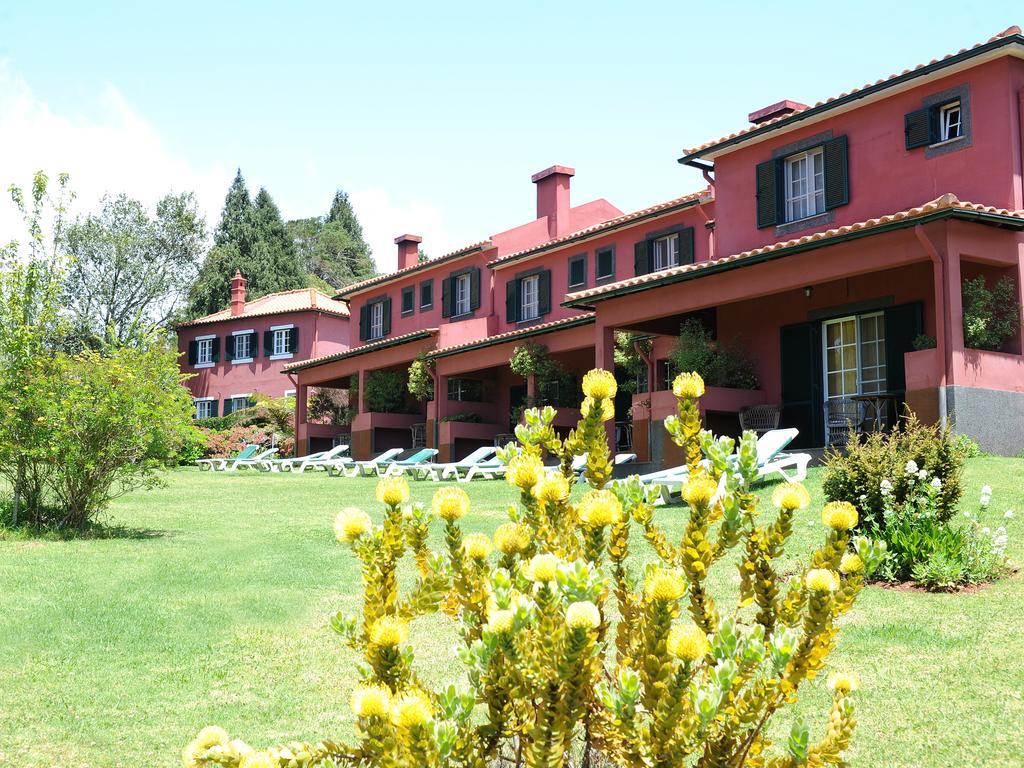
<box><xmin>668</xmin><ymin>319</ymin><xmax>759</xmax><ymax>390</ymax></box>
<box><xmin>962</xmin><ymin>275</ymin><xmax>1021</xmax><ymax>351</ymax></box>
<box><xmin>439</xmin><ymin>411</ymin><xmax>482</xmax><ymax>423</ymax></box>
<box><xmin>407</xmin><ymin>356</ymin><xmax>434</xmax><ymax>401</ymax></box>
<box><xmin>954</xmin><ymin>433</ymin><xmax>985</xmax><ymax>458</ymax></box>
<box><xmin>912</xmin><ymin>333</ymin><xmax>936</xmax><ymax>351</ymax></box>
<box><xmin>365</xmin><ymin>369</ymin><xmax>407</xmax><ymax>413</ymax></box>
<box><xmin>176</xmin><ymin>428</ymin><xmax>208</xmax><ymax>465</ymax></box>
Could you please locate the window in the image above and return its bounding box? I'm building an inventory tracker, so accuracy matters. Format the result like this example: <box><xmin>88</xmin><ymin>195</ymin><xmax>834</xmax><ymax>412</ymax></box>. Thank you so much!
<box><xmin>784</xmin><ymin>147</ymin><xmax>825</xmax><ymax>222</ymax></box>
<box><xmin>596</xmin><ymin>248</ymin><xmax>615</xmax><ymax>281</ymax></box>
<box><xmin>651</xmin><ymin>233</ymin><xmax>680</xmax><ymax>271</ymax></box>
<box><xmin>194</xmin><ymin>399</ymin><xmax>215</xmax><ymax>419</ymax></box>
<box><xmin>454</xmin><ymin>272</ymin><xmax>472</xmax><ymax>316</ymax></box>
<box><xmin>401</xmin><ymin>286</ymin><xmax>415</xmax><ymax>316</ymax></box>
<box><xmin>520</xmin><ymin>274</ymin><xmax>540</xmax><ymax>321</ymax></box>
<box><xmin>938</xmin><ymin>101</ymin><xmax>962</xmax><ymax>142</ymax></box>
<box><xmin>420</xmin><ymin>280</ymin><xmax>433</xmax><ymax>310</ymax></box>
<box><xmin>568</xmin><ymin>255</ymin><xmax>586</xmax><ymax>288</ymax></box>
<box><xmin>230</xmin><ymin>396</ymin><xmax>252</xmax><ymax>413</ymax></box>
<box><xmin>272</xmin><ymin>329</ymin><xmax>290</xmax><ymax>356</ymax></box>
<box><xmin>232</xmin><ymin>332</ymin><xmax>252</xmax><ymax>361</ymax></box>
<box><xmin>822</xmin><ymin>312</ymin><xmax>887</xmax><ymax>402</ymax></box>
<box><xmin>196</xmin><ymin>337</ymin><xmax>214</xmax><ymax>366</ymax></box>
<box><xmin>369</xmin><ymin>300</ymin><xmax>385</xmax><ymax>340</ymax></box>
<box><xmin>447</xmin><ymin>377</ymin><xmax>483</xmax><ymax>402</ymax></box>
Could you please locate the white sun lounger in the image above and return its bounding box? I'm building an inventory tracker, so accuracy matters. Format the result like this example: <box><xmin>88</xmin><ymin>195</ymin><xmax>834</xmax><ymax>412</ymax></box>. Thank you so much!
<box><xmin>328</xmin><ymin>448</ymin><xmax>404</xmax><ymax>477</ymax></box>
<box><xmin>403</xmin><ymin>446</ymin><xmax>498</xmax><ymax>481</ymax></box>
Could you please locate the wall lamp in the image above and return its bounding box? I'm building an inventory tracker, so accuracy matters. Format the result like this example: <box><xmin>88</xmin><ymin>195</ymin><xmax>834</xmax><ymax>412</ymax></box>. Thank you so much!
<box><xmin>803</xmin><ymin>286</ymin><xmax>813</xmax><ymax>299</ymax></box>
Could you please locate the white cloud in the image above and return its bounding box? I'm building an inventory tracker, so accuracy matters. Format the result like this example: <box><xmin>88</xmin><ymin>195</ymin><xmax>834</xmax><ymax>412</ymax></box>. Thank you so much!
<box><xmin>348</xmin><ymin>187</ymin><xmax>458</xmax><ymax>273</ymax></box>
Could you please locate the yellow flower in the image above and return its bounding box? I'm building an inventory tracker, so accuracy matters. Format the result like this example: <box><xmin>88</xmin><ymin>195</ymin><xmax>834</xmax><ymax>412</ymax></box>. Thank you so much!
<box><xmin>334</xmin><ymin>507</ymin><xmax>372</xmax><ymax>542</ymax></box>
<box><xmin>644</xmin><ymin>568</ymin><xmax>687</xmax><ymax>602</ymax></box>
<box><xmin>533</xmin><ymin>472</ymin><xmax>570</xmax><ymax>504</ymax></box>
<box><xmin>485</xmin><ymin>608</ymin><xmax>515</xmax><ymax>634</ymax></box>
<box><xmin>507</xmin><ymin>453</ymin><xmax>544</xmax><ymax>491</ymax></box>
<box><xmin>565</xmin><ymin>600</ymin><xmax>601</xmax><ymax>630</ymax></box>
<box><xmin>683</xmin><ymin>473</ymin><xmax>719</xmax><ymax>508</ymax></box>
<box><xmin>230</xmin><ymin>740</ymin><xmax>254</xmax><ymax>758</ymax></box>
<box><xmin>771</xmin><ymin>482</ymin><xmax>812</xmax><ymax>511</ymax></box>
<box><xmin>578</xmin><ymin>489</ymin><xmax>623</xmax><ymax>527</ymax></box>
<box><xmin>672</xmin><ymin>371</ymin><xmax>705</xmax><ymax>399</ymax></box>
<box><xmin>350</xmin><ymin>685</ymin><xmax>391</xmax><ymax>718</ymax></box>
<box><xmin>370</xmin><ymin>616</ymin><xmax>409</xmax><ymax>646</ymax></box>
<box><xmin>239</xmin><ymin>753</ymin><xmax>277</xmax><ymax>768</ymax></box>
<box><xmin>582</xmin><ymin>368</ymin><xmax>617</xmax><ymax>400</ymax></box>
<box><xmin>431</xmin><ymin>486</ymin><xmax>470</xmax><ymax>521</ymax></box>
<box><xmin>493</xmin><ymin>522</ymin><xmax>530</xmax><ymax>554</ymax></box>
<box><xmin>839</xmin><ymin>552</ymin><xmax>864</xmax><ymax>574</ymax></box>
<box><xmin>828</xmin><ymin>671</ymin><xmax>860</xmax><ymax>693</ymax></box>
<box><xmin>821</xmin><ymin>501</ymin><xmax>859</xmax><ymax>531</ymax></box>
<box><xmin>194</xmin><ymin>726</ymin><xmax>230</xmax><ymax>750</ymax></box>
<box><xmin>666</xmin><ymin>622</ymin><xmax>709</xmax><ymax>662</ymax></box>
<box><xmin>390</xmin><ymin>691</ymin><xmax>433</xmax><ymax>728</ymax></box>
<box><xmin>527</xmin><ymin>553</ymin><xmax>560</xmax><ymax>582</ymax></box>
<box><xmin>376</xmin><ymin>476</ymin><xmax>410</xmax><ymax>507</ymax></box>
<box><xmin>581</xmin><ymin>396</ymin><xmax>615</xmax><ymax>422</ymax></box>
<box><xmin>805</xmin><ymin>568</ymin><xmax>839</xmax><ymax>593</ymax></box>
<box><xmin>462</xmin><ymin>532</ymin><xmax>493</xmax><ymax>560</ymax></box>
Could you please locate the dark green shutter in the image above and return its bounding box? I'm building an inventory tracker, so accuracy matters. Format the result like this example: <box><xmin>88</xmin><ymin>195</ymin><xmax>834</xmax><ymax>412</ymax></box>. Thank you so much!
<box><xmin>210</xmin><ymin>337</ymin><xmax>221</xmax><ymax>363</ymax></box>
<box><xmin>289</xmin><ymin>327</ymin><xmax>299</xmax><ymax>353</ymax></box>
<box><xmin>823</xmin><ymin>135</ymin><xmax>849</xmax><ymax>210</ymax></box>
<box><xmin>264</xmin><ymin>330</ymin><xmax>273</xmax><ymax>355</ymax></box>
<box><xmin>187</xmin><ymin>340</ymin><xmax>197</xmax><ymax>365</ymax></box>
<box><xmin>505</xmin><ymin>279</ymin><xmax>518</xmax><ymax>323</ymax></box>
<box><xmin>678</xmin><ymin>227</ymin><xmax>695</xmax><ymax>265</ymax></box>
<box><xmin>358</xmin><ymin>305</ymin><xmax>369</xmax><ymax>341</ymax></box>
<box><xmin>597</xmin><ymin>248</ymin><xmax>614</xmax><ymax>279</ymax></box>
<box><xmin>634</xmin><ymin>240</ymin><xmax>650</xmax><ymax>276</ymax></box>
<box><xmin>538</xmin><ymin>269</ymin><xmax>551</xmax><ymax>316</ymax></box>
<box><xmin>249</xmin><ymin>332</ymin><xmax>258</xmax><ymax>357</ymax></box>
<box><xmin>226</xmin><ymin>334</ymin><xmax>236</xmax><ymax>361</ymax></box>
<box><xmin>469</xmin><ymin>268</ymin><xmax>481</xmax><ymax>310</ymax></box>
<box><xmin>904</xmin><ymin>108</ymin><xmax>934</xmax><ymax>149</ymax></box>
<box><xmin>756</xmin><ymin>158</ymin><xmax>782</xmax><ymax>228</ymax></box>
<box><xmin>884</xmin><ymin>302</ymin><xmax>924</xmax><ymax>399</ymax></box>
<box><xmin>381</xmin><ymin>297</ymin><xmax>391</xmax><ymax>335</ymax></box>
<box><xmin>401</xmin><ymin>286</ymin><xmax>414</xmax><ymax>314</ymax></box>
<box><xmin>210</xmin><ymin>400</ymin><xmax>218</xmax><ymax>417</ymax></box>
<box><xmin>441</xmin><ymin>277</ymin><xmax>453</xmax><ymax>318</ymax></box>
<box><xmin>223</xmin><ymin>398</ymin><xmax>233</xmax><ymax>416</ymax></box>
<box><xmin>779</xmin><ymin>322</ymin><xmax>823</xmax><ymax>448</ymax></box>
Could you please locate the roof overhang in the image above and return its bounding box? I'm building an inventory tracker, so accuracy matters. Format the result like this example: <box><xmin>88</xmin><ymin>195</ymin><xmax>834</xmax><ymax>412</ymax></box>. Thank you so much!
<box><xmin>428</xmin><ymin>315</ymin><xmax>595</xmax><ymax>360</ymax></box>
<box><xmin>283</xmin><ymin>329</ymin><xmax>437</xmax><ymax>372</ymax></box>
<box><xmin>335</xmin><ymin>243</ymin><xmax>494</xmax><ymax>300</ymax></box>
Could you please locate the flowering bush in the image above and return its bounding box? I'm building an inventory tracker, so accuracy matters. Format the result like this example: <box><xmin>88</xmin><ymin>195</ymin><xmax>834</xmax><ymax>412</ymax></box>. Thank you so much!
<box><xmin>198</xmin><ymin>424</ymin><xmax>292</xmax><ymax>460</ymax></box>
<box><xmin>183</xmin><ymin>369</ymin><xmax>885</xmax><ymax>768</ymax></box>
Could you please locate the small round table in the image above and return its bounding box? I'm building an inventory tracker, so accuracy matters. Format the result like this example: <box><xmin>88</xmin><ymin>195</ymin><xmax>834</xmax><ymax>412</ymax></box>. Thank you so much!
<box><xmin>850</xmin><ymin>392</ymin><xmax>900</xmax><ymax>433</ymax></box>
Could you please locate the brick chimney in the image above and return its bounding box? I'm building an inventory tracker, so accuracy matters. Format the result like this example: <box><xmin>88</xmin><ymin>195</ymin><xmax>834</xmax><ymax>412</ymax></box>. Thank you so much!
<box><xmin>532</xmin><ymin>165</ymin><xmax>575</xmax><ymax>239</ymax></box>
<box><xmin>230</xmin><ymin>269</ymin><xmax>247</xmax><ymax>316</ymax></box>
<box><xmin>748</xmin><ymin>100</ymin><xmax>808</xmax><ymax>125</ymax></box>
<box><xmin>395</xmin><ymin>234</ymin><xmax>423</xmax><ymax>270</ymax></box>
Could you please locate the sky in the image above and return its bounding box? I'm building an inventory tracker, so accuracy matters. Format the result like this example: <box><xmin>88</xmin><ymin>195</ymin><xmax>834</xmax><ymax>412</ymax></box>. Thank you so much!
<box><xmin>1</xmin><ymin>1</ymin><xmax>1021</xmax><ymax>273</ymax></box>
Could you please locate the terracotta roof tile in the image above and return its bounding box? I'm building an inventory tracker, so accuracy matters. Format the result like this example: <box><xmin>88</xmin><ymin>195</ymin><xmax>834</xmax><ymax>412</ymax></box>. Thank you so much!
<box><xmin>565</xmin><ymin>195</ymin><xmax>1024</xmax><ymax>305</ymax></box>
<box><xmin>179</xmin><ymin>288</ymin><xmax>349</xmax><ymax>327</ymax></box>
<box><xmin>335</xmin><ymin>241</ymin><xmax>494</xmax><ymax>298</ymax></box>
<box><xmin>430</xmin><ymin>314</ymin><xmax>595</xmax><ymax>358</ymax></box>
<box><xmin>488</xmin><ymin>189</ymin><xmax>711</xmax><ymax>268</ymax></box>
<box><xmin>283</xmin><ymin>328</ymin><xmax>438</xmax><ymax>372</ymax></box>
<box><xmin>681</xmin><ymin>26</ymin><xmax>1023</xmax><ymax>160</ymax></box>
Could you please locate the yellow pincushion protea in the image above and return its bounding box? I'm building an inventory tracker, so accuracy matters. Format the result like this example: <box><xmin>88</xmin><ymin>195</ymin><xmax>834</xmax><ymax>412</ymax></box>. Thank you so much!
<box><xmin>334</xmin><ymin>507</ymin><xmax>372</xmax><ymax>542</ymax></box>
<box><xmin>565</xmin><ymin>600</ymin><xmax>601</xmax><ymax>630</ymax></box>
<box><xmin>376</xmin><ymin>476</ymin><xmax>410</xmax><ymax>507</ymax></box>
<box><xmin>644</xmin><ymin>568</ymin><xmax>687</xmax><ymax>602</ymax></box>
<box><xmin>822</xmin><ymin>501</ymin><xmax>859</xmax><ymax>531</ymax></box>
<box><xmin>828</xmin><ymin>671</ymin><xmax>860</xmax><ymax>693</ymax></box>
<box><xmin>771</xmin><ymin>482</ymin><xmax>812</xmax><ymax>511</ymax></box>
<box><xmin>578</xmin><ymin>489</ymin><xmax>623</xmax><ymax>527</ymax></box>
<box><xmin>493</xmin><ymin>522</ymin><xmax>530</xmax><ymax>554</ymax></box>
<box><xmin>350</xmin><ymin>685</ymin><xmax>391</xmax><ymax>718</ymax></box>
<box><xmin>804</xmin><ymin>568</ymin><xmax>839</xmax><ymax>593</ymax></box>
<box><xmin>582</xmin><ymin>368</ymin><xmax>617</xmax><ymax>400</ymax></box>
<box><xmin>672</xmin><ymin>371</ymin><xmax>705</xmax><ymax>399</ymax></box>
<box><xmin>369</xmin><ymin>616</ymin><xmax>409</xmax><ymax>646</ymax></box>
<box><xmin>194</xmin><ymin>726</ymin><xmax>230</xmax><ymax>750</ymax></box>
<box><xmin>532</xmin><ymin>471</ymin><xmax>570</xmax><ymax>504</ymax></box>
<box><xmin>682</xmin><ymin>473</ymin><xmax>719</xmax><ymax>508</ymax></box>
<box><xmin>390</xmin><ymin>691</ymin><xmax>433</xmax><ymax>728</ymax></box>
<box><xmin>485</xmin><ymin>608</ymin><xmax>515</xmax><ymax>634</ymax></box>
<box><xmin>581</xmin><ymin>396</ymin><xmax>615</xmax><ymax>422</ymax></box>
<box><xmin>431</xmin><ymin>486</ymin><xmax>470</xmax><ymax>521</ymax></box>
<box><xmin>239</xmin><ymin>752</ymin><xmax>277</xmax><ymax>768</ymax></box>
<box><xmin>527</xmin><ymin>553</ymin><xmax>560</xmax><ymax>582</ymax></box>
<box><xmin>839</xmin><ymin>552</ymin><xmax>864</xmax><ymax>574</ymax></box>
<box><xmin>462</xmin><ymin>532</ymin><xmax>493</xmax><ymax>560</ymax></box>
<box><xmin>507</xmin><ymin>453</ymin><xmax>545</xmax><ymax>491</ymax></box>
<box><xmin>666</xmin><ymin>622</ymin><xmax>709</xmax><ymax>662</ymax></box>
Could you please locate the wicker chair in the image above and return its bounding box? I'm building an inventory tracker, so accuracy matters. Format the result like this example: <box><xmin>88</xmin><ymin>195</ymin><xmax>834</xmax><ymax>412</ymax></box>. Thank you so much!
<box><xmin>824</xmin><ymin>399</ymin><xmax>866</xmax><ymax>447</ymax></box>
<box><xmin>410</xmin><ymin>423</ymin><xmax>427</xmax><ymax>449</ymax></box>
<box><xmin>738</xmin><ymin>404</ymin><xmax>781</xmax><ymax>436</ymax></box>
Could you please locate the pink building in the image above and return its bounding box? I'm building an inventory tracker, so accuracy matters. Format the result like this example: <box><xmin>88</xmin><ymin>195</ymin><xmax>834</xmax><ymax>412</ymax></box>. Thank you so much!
<box><xmin>290</xmin><ymin>26</ymin><xmax>1024</xmax><ymax>461</ymax></box>
<box><xmin>177</xmin><ymin>271</ymin><xmax>350</xmax><ymax>423</ymax></box>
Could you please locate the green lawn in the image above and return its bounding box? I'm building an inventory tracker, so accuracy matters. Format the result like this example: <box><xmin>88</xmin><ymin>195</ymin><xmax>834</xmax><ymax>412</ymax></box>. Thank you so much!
<box><xmin>0</xmin><ymin>460</ymin><xmax>1022</xmax><ymax>767</ymax></box>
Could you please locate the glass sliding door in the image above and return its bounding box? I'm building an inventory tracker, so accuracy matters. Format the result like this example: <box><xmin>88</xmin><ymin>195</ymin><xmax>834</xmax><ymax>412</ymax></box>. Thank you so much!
<box><xmin>822</xmin><ymin>311</ymin><xmax>887</xmax><ymax>444</ymax></box>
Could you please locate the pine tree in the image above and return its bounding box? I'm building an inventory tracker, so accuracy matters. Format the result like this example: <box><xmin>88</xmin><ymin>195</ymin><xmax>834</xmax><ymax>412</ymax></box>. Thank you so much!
<box><xmin>214</xmin><ymin>169</ymin><xmax>254</xmax><ymax>250</ymax></box>
<box><xmin>286</xmin><ymin>190</ymin><xmax>375</xmax><ymax>291</ymax></box>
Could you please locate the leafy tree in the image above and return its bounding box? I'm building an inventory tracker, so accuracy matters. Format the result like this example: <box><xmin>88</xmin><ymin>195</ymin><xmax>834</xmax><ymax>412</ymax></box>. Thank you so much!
<box><xmin>287</xmin><ymin>190</ymin><xmax>375</xmax><ymax>290</ymax></box>
<box><xmin>961</xmin><ymin>275</ymin><xmax>1021</xmax><ymax>351</ymax></box>
<box><xmin>62</xmin><ymin>191</ymin><xmax>206</xmax><ymax>346</ymax></box>
<box><xmin>188</xmin><ymin>172</ymin><xmax>306</xmax><ymax>317</ymax></box>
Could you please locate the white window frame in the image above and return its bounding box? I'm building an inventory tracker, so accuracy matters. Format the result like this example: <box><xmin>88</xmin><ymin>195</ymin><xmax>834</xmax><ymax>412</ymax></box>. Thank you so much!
<box><xmin>194</xmin><ymin>397</ymin><xmax>215</xmax><ymax>419</ymax></box>
<box><xmin>938</xmin><ymin>101</ymin><xmax>962</xmax><ymax>143</ymax></box>
<box><xmin>821</xmin><ymin>311</ymin><xmax>888</xmax><ymax>403</ymax></box>
<box><xmin>283</xmin><ymin>389</ymin><xmax>297</xmax><ymax>398</ymax></box>
<box><xmin>269</xmin><ymin>324</ymin><xmax>294</xmax><ymax>360</ymax></box>
<box><xmin>195</xmin><ymin>334</ymin><xmax>216</xmax><ymax>368</ymax></box>
<box><xmin>231</xmin><ymin>329</ymin><xmax>254</xmax><ymax>364</ymax></box>
<box><xmin>368</xmin><ymin>301</ymin><xmax>385</xmax><ymax>340</ymax></box>
<box><xmin>651</xmin><ymin>233</ymin><xmax>680</xmax><ymax>271</ymax></box>
<box><xmin>520</xmin><ymin>274</ymin><xmax>540</xmax><ymax>322</ymax></box>
<box><xmin>229</xmin><ymin>393</ymin><xmax>253</xmax><ymax>413</ymax></box>
<box><xmin>453</xmin><ymin>272</ymin><xmax>472</xmax><ymax>317</ymax></box>
<box><xmin>784</xmin><ymin>146</ymin><xmax>825</xmax><ymax>223</ymax></box>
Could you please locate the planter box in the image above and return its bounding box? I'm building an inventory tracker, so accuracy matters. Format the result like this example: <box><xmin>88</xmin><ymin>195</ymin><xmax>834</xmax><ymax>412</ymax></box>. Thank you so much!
<box><xmin>904</xmin><ymin>347</ymin><xmax>941</xmax><ymax>390</ymax></box>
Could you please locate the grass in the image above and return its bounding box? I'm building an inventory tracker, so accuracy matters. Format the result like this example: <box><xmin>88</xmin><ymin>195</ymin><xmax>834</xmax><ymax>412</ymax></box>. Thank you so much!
<box><xmin>0</xmin><ymin>459</ymin><xmax>1022</xmax><ymax>767</ymax></box>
